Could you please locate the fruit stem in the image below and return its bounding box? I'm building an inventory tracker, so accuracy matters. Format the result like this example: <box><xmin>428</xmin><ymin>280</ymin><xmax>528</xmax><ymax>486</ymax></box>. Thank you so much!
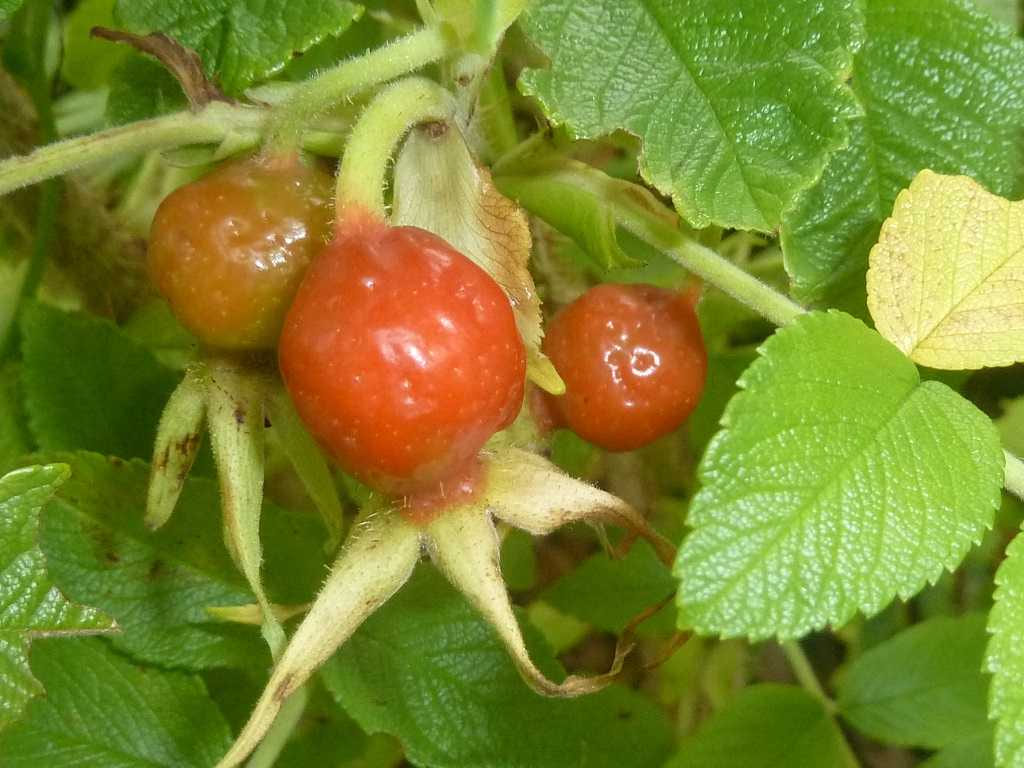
<box><xmin>335</xmin><ymin>76</ymin><xmax>454</xmax><ymax>223</ymax></box>
<box><xmin>0</xmin><ymin>102</ymin><xmax>262</xmax><ymax>197</ymax></box>
<box><xmin>262</xmin><ymin>24</ymin><xmax>455</xmax><ymax>152</ymax></box>
<box><xmin>1005</xmin><ymin>451</ymin><xmax>1024</xmax><ymax>502</ymax></box>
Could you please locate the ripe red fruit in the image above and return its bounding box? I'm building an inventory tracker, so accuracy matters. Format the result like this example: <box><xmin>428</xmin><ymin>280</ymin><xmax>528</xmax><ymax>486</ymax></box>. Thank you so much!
<box><xmin>542</xmin><ymin>283</ymin><xmax>707</xmax><ymax>452</ymax></box>
<box><xmin>278</xmin><ymin>211</ymin><xmax>526</xmax><ymax>500</ymax></box>
<box><xmin>148</xmin><ymin>153</ymin><xmax>333</xmax><ymax>350</ymax></box>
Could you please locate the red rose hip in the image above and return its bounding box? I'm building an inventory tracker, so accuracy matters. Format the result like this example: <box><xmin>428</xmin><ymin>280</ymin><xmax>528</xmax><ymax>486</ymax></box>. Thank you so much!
<box><xmin>148</xmin><ymin>153</ymin><xmax>333</xmax><ymax>350</ymax></box>
<box><xmin>543</xmin><ymin>283</ymin><xmax>707</xmax><ymax>452</ymax></box>
<box><xmin>278</xmin><ymin>213</ymin><xmax>526</xmax><ymax>498</ymax></box>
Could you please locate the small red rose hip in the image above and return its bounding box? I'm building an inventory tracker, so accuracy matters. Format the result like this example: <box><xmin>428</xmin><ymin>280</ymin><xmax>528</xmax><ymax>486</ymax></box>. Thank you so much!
<box><xmin>148</xmin><ymin>153</ymin><xmax>333</xmax><ymax>350</ymax></box>
<box><xmin>542</xmin><ymin>283</ymin><xmax>707</xmax><ymax>452</ymax></box>
<box><xmin>278</xmin><ymin>211</ymin><xmax>526</xmax><ymax>499</ymax></box>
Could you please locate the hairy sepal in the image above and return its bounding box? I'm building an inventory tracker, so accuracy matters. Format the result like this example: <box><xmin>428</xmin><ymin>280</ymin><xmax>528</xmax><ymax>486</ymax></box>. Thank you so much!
<box><xmin>426</xmin><ymin>502</ymin><xmax>628</xmax><ymax>697</ymax></box>
<box><xmin>205</xmin><ymin>358</ymin><xmax>284</xmax><ymax>657</ymax></box>
<box><xmin>145</xmin><ymin>366</ymin><xmax>205</xmax><ymax>530</ymax></box>
<box><xmin>215</xmin><ymin>505</ymin><xmax>422</xmax><ymax>768</ymax></box>
<box><xmin>392</xmin><ymin>122</ymin><xmax>564</xmax><ymax>394</ymax></box>
<box><xmin>486</xmin><ymin>447</ymin><xmax>676</xmax><ymax>566</ymax></box>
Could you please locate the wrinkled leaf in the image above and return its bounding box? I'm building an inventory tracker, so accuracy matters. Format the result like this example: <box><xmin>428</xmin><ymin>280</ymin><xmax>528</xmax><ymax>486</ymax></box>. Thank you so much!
<box><xmin>676</xmin><ymin>311</ymin><xmax>1003</xmax><ymax>639</ymax></box>
<box><xmin>520</xmin><ymin>0</ymin><xmax>859</xmax><ymax>231</ymax></box>
<box><xmin>988</xmin><ymin>529</ymin><xmax>1024</xmax><ymax>767</ymax></box>
<box><xmin>113</xmin><ymin>0</ymin><xmax>362</xmax><ymax>95</ymax></box>
<box><xmin>0</xmin><ymin>637</ymin><xmax>232</xmax><ymax>768</ymax></box>
<box><xmin>782</xmin><ymin>0</ymin><xmax>1024</xmax><ymax>305</ymax></box>
<box><xmin>0</xmin><ymin>465</ymin><xmax>113</xmax><ymax>728</ymax></box>
<box><xmin>867</xmin><ymin>171</ymin><xmax>1024</xmax><ymax>370</ymax></box>
<box><xmin>20</xmin><ymin>302</ymin><xmax>179</xmax><ymax>460</ymax></box>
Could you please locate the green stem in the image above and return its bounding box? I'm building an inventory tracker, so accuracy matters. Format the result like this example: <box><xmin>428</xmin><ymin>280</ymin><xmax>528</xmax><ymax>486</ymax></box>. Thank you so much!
<box><xmin>781</xmin><ymin>641</ymin><xmax>834</xmax><ymax>712</ymax></box>
<box><xmin>262</xmin><ymin>25</ymin><xmax>454</xmax><ymax>151</ymax></box>
<box><xmin>0</xmin><ymin>103</ymin><xmax>263</xmax><ymax>197</ymax></box>
<box><xmin>335</xmin><ymin>76</ymin><xmax>454</xmax><ymax>219</ymax></box>
<box><xmin>244</xmin><ymin>684</ymin><xmax>310</xmax><ymax>768</ymax></box>
<box><xmin>478</xmin><ymin>60</ymin><xmax>519</xmax><ymax>161</ymax></box>
<box><xmin>1005</xmin><ymin>451</ymin><xmax>1024</xmax><ymax>502</ymax></box>
<box><xmin>609</xmin><ymin>196</ymin><xmax>805</xmax><ymax>327</ymax></box>
<box><xmin>782</xmin><ymin>642</ymin><xmax>862</xmax><ymax>766</ymax></box>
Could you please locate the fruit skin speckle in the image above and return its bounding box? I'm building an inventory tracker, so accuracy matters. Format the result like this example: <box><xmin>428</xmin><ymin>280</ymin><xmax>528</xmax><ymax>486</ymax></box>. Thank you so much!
<box><xmin>148</xmin><ymin>153</ymin><xmax>333</xmax><ymax>351</ymax></box>
<box><xmin>279</xmin><ymin>213</ymin><xmax>526</xmax><ymax>498</ymax></box>
<box><xmin>543</xmin><ymin>283</ymin><xmax>707</xmax><ymax>452</ymax></box>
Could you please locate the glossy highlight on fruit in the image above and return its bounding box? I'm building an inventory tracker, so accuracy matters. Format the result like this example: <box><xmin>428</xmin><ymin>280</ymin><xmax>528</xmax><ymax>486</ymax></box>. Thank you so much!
<box><xmin>543</xmin><ymin>283</ymin><xmax>707</xmax><ymax>452</ymax></box>
<box><xmin>278</xmin><ymin>211</ymin><xmax>526</xmax><ymax>499</ymax></box>
<box><xmin>148</xmin><ymin>153</ymin><xmax>333</xmax><ymax>350</ymax></box>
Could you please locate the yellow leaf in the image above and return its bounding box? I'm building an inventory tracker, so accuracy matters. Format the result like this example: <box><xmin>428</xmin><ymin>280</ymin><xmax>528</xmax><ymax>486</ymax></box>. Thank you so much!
<box><xmin>867</xmin><ymin>170</ymin><xmax>1024</xmax><ymax>369</ymax></box>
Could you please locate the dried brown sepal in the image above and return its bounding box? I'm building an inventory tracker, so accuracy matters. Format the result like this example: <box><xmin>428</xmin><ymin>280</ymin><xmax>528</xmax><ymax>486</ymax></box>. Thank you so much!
<box><xmin>90</xmin><ymin>27</ymin><xmax>230</xmax><ymax>110</ymax></box>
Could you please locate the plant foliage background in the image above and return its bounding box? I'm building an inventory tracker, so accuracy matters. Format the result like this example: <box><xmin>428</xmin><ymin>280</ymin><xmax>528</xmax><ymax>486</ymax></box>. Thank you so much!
<box><xmin>0</xmin><ymin>1</ymin><xmax>1023</xmax><ymax>767</ymax></box>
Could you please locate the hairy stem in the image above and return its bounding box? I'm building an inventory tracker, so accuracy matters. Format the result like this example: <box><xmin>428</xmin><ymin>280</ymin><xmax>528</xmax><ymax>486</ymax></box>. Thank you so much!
<box><xmin>1005</xmin><ymin>451</ymin><xmax>1024</xmax><ymax>502</ymax></box>
<box><xmin>263</xmin><ymin>25</ymin><xmax>453</xmax><ymax>151</ymax></box>
<box><xmin>335</xmin><ymin>76</ymin><xmax>454</xmax><ymax>220</ymax></box>
<box><xmin>610</xmin><ymin>198</ymin><xmax>804</xmax><ymax>327</ymax></box>
<box><xmin>0</xmin><ymin>104</ymin><xmax>262</xmax><ymax>197</ymax></box>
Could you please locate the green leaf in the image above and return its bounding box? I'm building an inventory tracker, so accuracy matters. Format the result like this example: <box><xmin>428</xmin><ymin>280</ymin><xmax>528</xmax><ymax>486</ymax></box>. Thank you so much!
<box><xmin>37</xmin><ymin>451</ymin><xmax>328</xmax><ymax>670</ymax></box>
<box><xmin>0</xmin><ymin>364</ymin><xmax>32</xmax><ymax>471</ymax></box>
<box><xmin>519</xmin><ymin>0</ymin><xmax>860</xmax><ymax>231</ymax></box>
<box><xmin>542</xmin><ymin>539</ymin><xmax>675</xmax><ymax>634</ymax></box>
<box><xmin>837</xmin><ymin>614</ymin><xmax>991</xmax><ymax>748</ymax></box>
<box><xmin>781</xmin><ymin>0</ymin><xmax>1024</xmax><ymax>304</ymax></box>
<box><xmin>60</xmin><ymin>0</ymin><xmax>128</xmax><ymax>90</ymax></box>
<box><xmin>987</xmin><ymin>529</ymin><xmax>1024</xmax><ymax>767</ymax></box>
<box><xmin>666</xmin><ymin>684</ymin><xmax>855</xmax><ymax>768</ymax></box>
<box><xmin>921</xmin><ymin>733</ymin><xmax>997</xmax><ymax>768</ymax></box>
<box><xmin>322</xmin><ymin>565</ymin><xmax>673</xmax><ymax>768</ymax></box>
<box><xmin>20</xmin><ymin>302</ymin><xmax>179</xmax><ymax>461</ymax></box>
<box><xmin>0</xmin><ymin>465</ymin><xmax>113</xmax><ymax>729</ymax></box>
<box><xmin>0</xmin><ymin>637</ymin><xmax>232</xmax><ymax>768</ymax></box>
<box><xmin>998</xmin><ymin>398</ymin><xmax>1024</xmax><ymax>458</ymax></box>
<box><xmin>675</xmin><ymin>311</ymin><xmax>1003</xmax><ymax>640</ymax></box>
<box><xmin>0</xmin><ymin>0</ymin><xmax>25</xmax><ymax>25</ymax></box>
<box><xmin>105</xmin><ymin>56</ymin><xmax>187</xmax><ymax>125</ymax></box>
<box><xmin>973</xmin><ymin>0</ymin><xmax>1019</xmax><ymax>29</ymax></box>
<box><xmin>113</xmin><ymin>0</ymin><xmax>363</xmax><ymax>95</ymax></box>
